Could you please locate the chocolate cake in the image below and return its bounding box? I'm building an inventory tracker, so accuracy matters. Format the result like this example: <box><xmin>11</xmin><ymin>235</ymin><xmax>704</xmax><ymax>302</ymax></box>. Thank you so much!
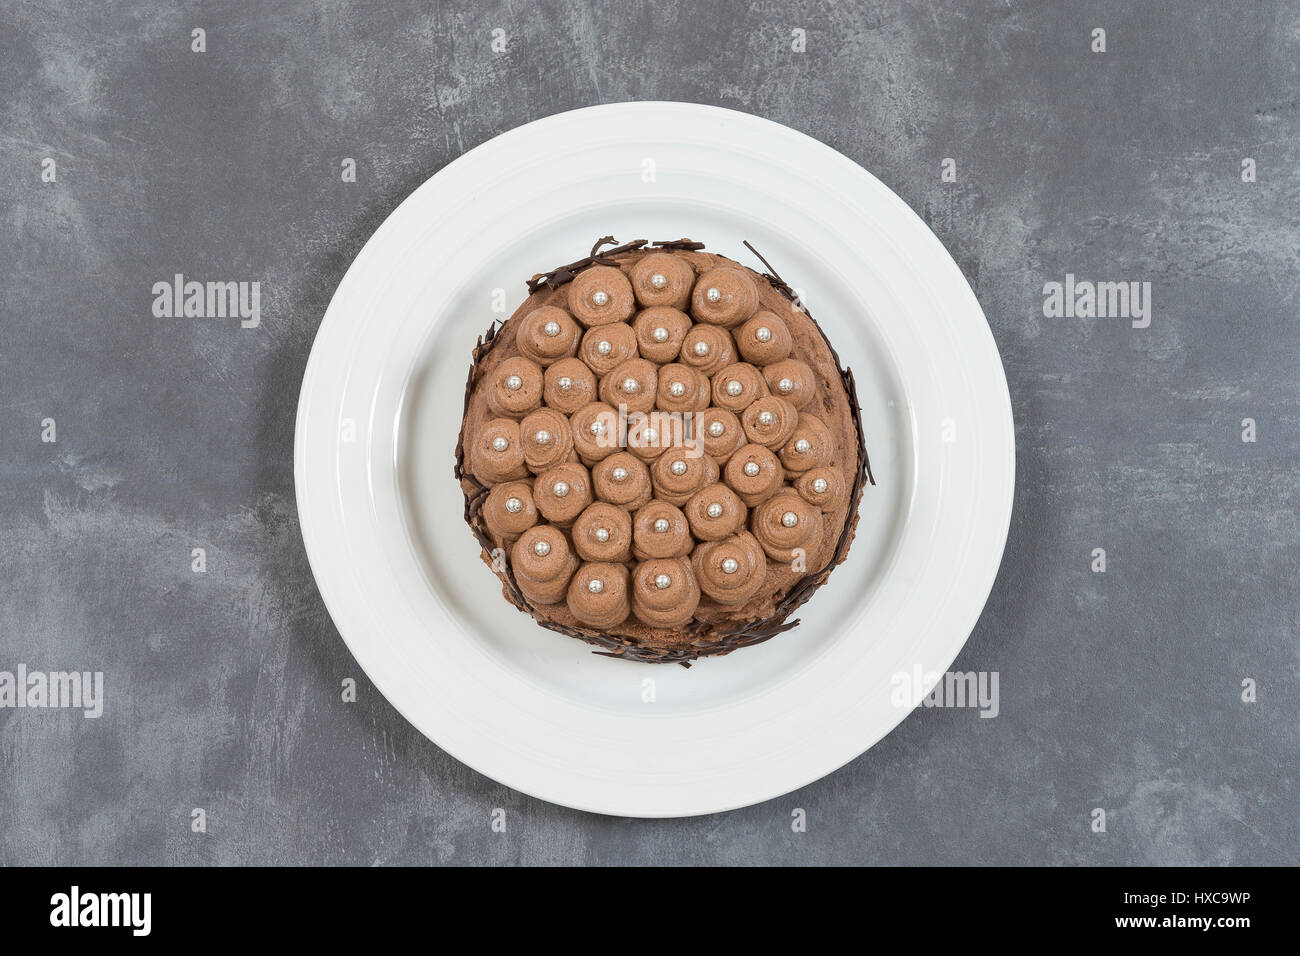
<box><xmin>454</xmin><ymin>238</ymin><xmax>873</xmax><ymax>664</ymax></box>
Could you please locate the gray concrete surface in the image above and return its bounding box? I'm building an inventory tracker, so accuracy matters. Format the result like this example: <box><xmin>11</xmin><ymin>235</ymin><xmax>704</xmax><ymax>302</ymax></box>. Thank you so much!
<box><xmin>1</xmin><ymin>0</ymin><xmax>1297</xmax><ymax>865</ymax></box>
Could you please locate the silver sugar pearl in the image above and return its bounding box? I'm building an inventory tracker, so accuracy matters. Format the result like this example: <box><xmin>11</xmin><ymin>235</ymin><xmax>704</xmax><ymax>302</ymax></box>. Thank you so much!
<box><xmin>533</xmin><ymin>540</ymin><xmax>551</xmax><ymax>556</ymax></box>
<box><xmin>596</xmin><ymin>340</ymin><xmax>612</xmax><ymax>355</ymax></box>
<box><xmin>504</xmin><ymin>497</ymin><xmax>522</xmax><ymax>514</ymax></box>
<box><xmin>652</xmin><ymin>327</ymin><xmax>669</xmax><ymax>343</ymax></box>
<box><xmin>812</xmin><ymin>477</ymin><xmax>829</xmax><ymax>494</ymax></box>
<box><xmin>781</xmin><ymin>511</ymin><xmax>799</xmax><ymax>528</ymax></box>
<box><xmin>594</xmin><ymin>527</ymin><xmax>610</xmax><ymax>542</ymax></box>
<box><xmin>622</xmin><ymin>377</ymin><xmax>640</xmax><ymax>393</ymax></box>
<box><xmin>654</xmin><ymin>573</ymin><xmax>671</xmax><ymax>589</ymax></box>
<box><xmin>755</xmin><ymin>326</ymin><xmax>772</xmax><ymax>343</ymax></box>
<box><xmin>650</xmin><ymin>273</ymin><xmax>668</xmax><ymax>290</ymax></box>
<box><xmin>670</xmin><ymin>460</ymin><xmax>688</xmax><ymax>476</ymax></box>
<box><xmin>534</xmin><ymin>429</ymin><xmax>551</xmax><ymax>445</ymax></box>
<box><xmin>653</xmin><ymin>518</ymin><xmax>670</xmax><ymax>533</ymax></box>
<box><xmin>693</xmin><ymin>340</ymin><xmax>710</xmax><ymax>356</ymax></box>
<box><xmin>757</xmin><ymin>410</ymin><xmax>774</xmax><ymax>426</ymax></box>
<box><xmin>589</xmin><ymin>421</ymin><xmax>605</xmax><ymax>436</ymax></box>
<box><xmin>587</xmin><ymin>578</ymin><xmax>604</xmax><ymax>594</ymax></box>
<box><xmin>556</xmin><ymin>376</ymin><xmax>573</xmax><ymax>391</ymax></box>
<box><xmin>725</xmin><ymin>380</ymin><xmax>744</xmax><ymax>397</ymax></box>
<box><xmin>721</xmin><ymin>557</ymin><xmax>739</xmax><ymax>574</ymax></box>
<box><xmin>706</xmin><ymin>502</ymin><xmax>723</xmax><ymax>518</ymax></box>
<box><xmin>505</xmin><ymin>374</ymin><xmax>522</xmax><ymax>391</ymax></box>
<box><xmin>743</xmin><ymin>461</ymin><xmax>760</xmax><ymax>477</ymax></box>
<box><xmin>707</xmin><ymin>421</ymin><xmax>725</xmax><ymax>437</ymax></box>
<box><xmin>543</xmin><ymin>320</ymin><xmax>561</xmax><ymax>337</ymax></box>
<box><xmin>591</xmin><ymin>290</ymin><xmax>610</xmax><ymax>307</ymax></box>
<box><xmin>612</xmin><ymin>467</ymin><xmax>628</xmax><ymax>482</ymax></box>
<box><xmin>777</xmin><ymin>377</ymin><xmax>794</xmax><ymax>394</ymax></box>
<box><xmin>668</xmin><ymin>381</ymin><xmax>686</xmax><ymax>397</ymax></box>
<box><xmin>794</xmin><ymin>438</ymin><xmax>812</xmax><ymax>454</ymax></box>
<box><xmin>491</xmin><ymin>436</ymin><xmax>509</xmax><ymax>452</ymax></box>
<box><xmin>705</xmin><ymin>287</ymin><xmax>722</xmax><ymax>303</ymax></box>
<box><xmin>552</xmin><ymin>480</ymin><xmax>569</xmax><ymax>498</ymax></box>
<box><xmin>643</xmin><ymin>427</ymin><xmax>658</xmax><ymax>443</ymax></box>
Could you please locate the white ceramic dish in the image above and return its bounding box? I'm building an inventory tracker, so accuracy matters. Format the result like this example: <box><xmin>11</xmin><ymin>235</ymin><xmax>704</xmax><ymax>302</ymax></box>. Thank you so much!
<box><xmin>294</xmin><ymin>102</ymin><xmax>1014</xmax><ymax>817</ymax></box>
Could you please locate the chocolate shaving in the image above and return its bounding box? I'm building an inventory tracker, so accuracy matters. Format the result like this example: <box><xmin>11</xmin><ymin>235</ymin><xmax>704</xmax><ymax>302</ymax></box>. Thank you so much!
<box><xmin>652</xmin><ymin>238</ymin><xmax>707</xmax><ymax>251</ymax></box>
<box><xmin>525</xmin><ymin>237</ymin><xmax>650</xmax><ymax>294</ymax></box>
<box><xmin>456</xmin><ymin>238</ymin><xmax>874</xmax><ymax>664</ymax></box>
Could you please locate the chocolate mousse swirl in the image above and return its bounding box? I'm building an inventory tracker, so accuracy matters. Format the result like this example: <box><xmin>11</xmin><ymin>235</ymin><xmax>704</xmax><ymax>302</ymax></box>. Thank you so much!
<box><xmin>482</xmin><ymin>480</ymin><xmax>538</xmax><ymax>541</ymax></box>
<box><xmin>795</xmin><ymin>466</ymin><xmax>845</xmax><ymax>512</ymax></box>
<box><xmin>598</xmin><ymin>357</ymin><xmax>658</xmax><ymax>414</ymax></box>
<box><xmin>750</xmin><ymin>491</ymin><xmax>821</xmax><ymax>564</ymax></box>
<box><xmin>691</xmin><ymin>266</ymin><xmax>760</xmax><ymax>328</ymax></box>
<box><xmin>572</xmin><ymin>501</ymin><xmax>633</xmax><ymax>562</ymax></box>
<box><xmin>723</xmin><ymin>443</ymin><xmax>785</xmax><ymax>507</ymax></box>
<box><xmin>515</xmin><ymin>305</ymin><xmax>581</xmax><ymax>367</ymax></box>
<box><xmin>684</xmin><ymin>482</ymin><xmax>747</xmax><ymax>540</ymax></box>
<box><xmin>570</xmin><ymin>401</ymin><xmax>620</xmax><ymax>463</ymax></box>
<box><xmin>692</xmin><ymin>531</ymin><xmax>768</xmax><ymax>606</ymax></box>
<box><xmin>680</xmin><ymin>325</ymin><xmax>734</xmax><ymax>376</ymax></box>
<box><xmin>532</xmin><ymin>462</ymin><xmax>593</xmax><ymax>525</ymax></box>
<box><xmin>579</xmin><ymin>322</ymin><xmax>638</xmax><ymax>376</ymax></box>
<box><xmin>762</xmin><ymin>358</ymin><xmax>816</xmax><ymax>409</ymax></box>
<box><xmin>625</xmin><ymin>411</ymin><xmax>677</xmax><ymax>462</ymax></box>
<box><xmin>569</xmin><ymin>265</ymin><xmax>635</xmax><ymax>326</ymax></box>
<box><xmin>511</xmin><ymin>525</ymin><xmax>579</xmax><ymax>605</ymax></box>
<box><xmin>735</xmin><ymin>311</ymin><xmax>793</xmax><ymax>366</ymax></box>
<box><xmin>695</xmin><ymin>407</ymin><xmax>744</xmax><ymax>464</ymax></box>
<box><xmin>591</xmin><ymin>451</ymin><xmax>653</xmax><ymax>509</ymax></box>
<box><xmin>741</xmin><ymin>396</ymin><xmax>799</xmax><ymax>450</ymax></box>
<box><xmin>632</xmin><ymin>306</ymin><xmax>691</xmax><ymax>362</ymax></box>
<box><xmin>655</xmin><ymin>363</ymin><xmax>711</xmax><ymax>414</ymax></box>
<box><xmin>650</xmin><ymin>447</ymin><xmax>719</xmax><ymax>506</ymax></box>
<box><xmin>542</xmin><ymin>357</ymin><xmax>597</xmax><ymax>414</ymax></box>
<box><xmin>567</xmin><ymin>562</ymin><xmax>631</xmax><ymax>629</ymax></box>
<box><xmin>632</xmin><ymin>500</ymin><xmax>693</xmax><ymax>559</ymax></box>
<box><xmin>474</xmin><ymin>418</ymin><xmax>529</xmax><ymax>482</ymax></box>
<box><xmin>485</xmin><ymin>356</ymin><xmax>544</xmax><ymax>419</ymax></box>
<box><xmin>778</xmin><ymin>413</ymin><xmax>834</xmax><ymax>476</ymax></box>
<box><xmin>630</xmin><ymin>252</ymin><xmax>695</xmax><ymax>310</ymax></box>
<box><xmin>710</xmin><ymin>362</ymin><xmax>769</xmax><ymax>413</ymax></box>
<box><xmin>519</xmin><ymin>407</ymin><xmax>574</xmax><ymax>473</ymax></box>
<box><xmin>631</xmin><ymin>557</ymin><xmax>700</xmax><ymax>628</ymax></box>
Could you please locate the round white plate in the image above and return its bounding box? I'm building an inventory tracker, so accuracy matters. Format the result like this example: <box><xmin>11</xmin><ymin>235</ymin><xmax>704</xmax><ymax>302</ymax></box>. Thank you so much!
<box><xmin>295</xmin><ymin>102</ymin><xmax>1014</xmax><ymax>818</ymax></box>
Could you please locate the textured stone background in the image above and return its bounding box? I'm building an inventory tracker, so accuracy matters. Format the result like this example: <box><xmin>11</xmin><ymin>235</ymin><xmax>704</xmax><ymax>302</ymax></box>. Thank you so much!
<box><xmin>2</xmin><ymin>0</ymin><xmax>1297</xmax><ymax>865</ymax></box>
